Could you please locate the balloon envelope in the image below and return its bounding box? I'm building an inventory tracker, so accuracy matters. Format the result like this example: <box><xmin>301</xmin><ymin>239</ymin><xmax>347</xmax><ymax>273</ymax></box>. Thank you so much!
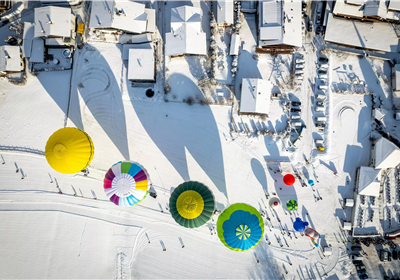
<box><xmin>269</xmin><ymin>197</ymin><xmax>281</xmax><ymax>209</ymax></box>
<box><xmin>293</xmin><ymin>217</ymin><xmax>308</xmax><ymax>232</ymax></box>
<box><xmin>286</xmin><ymin>199</ymin><xmax>298</xmax><ymax>211</ymax></box>
<box><xmin>45</xmin><ymin>127</ymin><xmax>94</xmax><ymax>174</ymax></box>
<box><xmin>104</xmin><ymin>161</ymin><xmax>150</xmax><ymax>207</ymax></box>
<box><xmin>217</xmin><ymin>203</ymin><xmax>264</xmax><ymax>252</ymax></box>
<box><xmin>308</xmin><ymin>179</ymin><xmax>314</xmax><ymax>185</ymax></box>
<box><xmin>169</xmin><ymin>181</ymin><xmax>215</xmax><ymax>228</ymax></box>
<box><xmin>283</xmin><ymin>174</ymin><xmax>295</xmax><ymax>185</ymax></box>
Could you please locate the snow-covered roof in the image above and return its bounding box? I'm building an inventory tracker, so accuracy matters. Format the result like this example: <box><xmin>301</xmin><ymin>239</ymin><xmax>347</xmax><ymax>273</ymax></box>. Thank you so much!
<box><xmin>217</xmin><ymin>0</ymin><xmax>234</xmax><ymax>25</ymax></box>
<box><xmin>325</xmin><ymin>13</ymin><xmax>399</xmax><ymax>52</ymax></box>
<box><xmin>165</xmin><ymin>6</ymin><xmax>206</xmax><ymax>56</ymax></box>
<box><xmin>258</xmin><ymin>0</ymin><xmax>302</xmax><ymax>48</ymax></box>
<box><xmin>364</xmin><ymin>0</ymin><xmax>386</xmax><ymax>18</ymax></box>
<box><xmin>127</xmin><ymin>47</ymin><xmax>154</xmax><ymax>81</ymax></box>
<box><xmin>357</xmin><ymin>166</ymin><xmax>381</xmax><ymax>197</ymax></box>
<box><xmin>343</xmin><ymin>222</ymin><xmax>352</xmax><ymax>230</ymax></box>
<box><xmin>122</xmin><ymin>42</ymin><xmax>152</xmax><ymax>60</ymax></box>
<box><xmin>373</xmin><ymin>108</ymin><xmax>387</xmax><ymax>121</ymax></box>
<box><xmin>30</xmin><ymin>39</ymin><xmax>45</xmax><ymax>63</ymax></box>
<box><xmin>230</xmin><ymin>33</ymin><xmax>240</xmax><ymax>55</ymax></box>
<box><xmin>334</xmin><ymin>0</ymin><xmax>400</xmax><ymax>21</ymax></box>
<box><xmin>89</xmin><ymin>0</ymin><xmax>154</xmax><ymax>34</ymax></box>
<box><xmin>23</xmin><ymin>22</ymin><xmax>35</xmax><ymax>58</ymax></box>
<box><xmin>240</xmin><ymin>78</ymin><xmax>271</xmax><ymax>115</ymax></box>
<box><xmin>323</xmin><ymin>247</ymin><xmax>333</xmax><ymax>255</ymax></box>
<box><xmin>34</xmin><ymin>6</ymin><xmax>72</xmax><ymax>38</ymax></box>
<box><xmin>389</xmin><ymin>0</ymin><xmax>400</xmax><ymax>11</ymax></box>
<box><xmin>374</xmin><ymin>137</ymin><xmax>400</xmax><ymax>169</ymax></box>
<box><xmin>346</xmin><ymin>198</ymin><xmax>354</xmax><ymax>207</ymax></box>
<box><xmin>393</xmin><ymin>64</ymin><xmax>400</xmax><ymax>91</ymax></box>
<box><xmin>0</xmin><ymin>46</ymin><xmax>20</xmax><ymax>72</ymax></box>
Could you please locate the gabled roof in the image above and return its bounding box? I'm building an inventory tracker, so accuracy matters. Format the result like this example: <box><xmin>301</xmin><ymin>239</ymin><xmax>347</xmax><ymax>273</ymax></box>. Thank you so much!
<box><xmin>364</xmin><ymin>0</ymin><xmax>386</xmax><ymax>18</ymax></box>
<box><xmin>358</xmin><ymin>166</ymin><xmax>381</xmax><ymax>196</ymax></box>
<box><xmin>166</xmin><ymin>6</ymin><xmax>206</xmax><ymax>56</ymax></box>
<box><xmin>373</xmin><ymin>108</ymin><xmax>386</xmax><ymax>121</ymax></box>
<box><xmin>127</xmin><ymin>46</ymin><xmax>154</xmax><ymax>81</ymax></box>
<box><xmin>217</xmin><ymin>0</ymin><xmax>234</xmax><ymax>25</ymax></box>
<box><xmin>23</xmin><ymin>22</ymin><xmax>35</xmax><ymax>58</ymax></box>
<box><xmin>389</xmin><ymin>0</ymin><xmax>400</xmax><ymax>11</ymax></box>
<box><xmin>240</xmin><ymin>79</ymin><xmax>271</xmax><ymax>115</ymax></box>
<box><xmin>0</xmin><ymin>46</ymin><xmax>20</xmax><ymax>72</ymax></box>
<box><xmin>374</xmin><ymin>137</ymin><xmax>400</xmax><ymax>169</ymax></box>
<box><xmin>34</xmin><ymin>6</ymin><xmax>72</xmax><ymax>37</ymax></box>
<box><xmin>89</xmin><ymin>0</ymin><xmax>154</xmax><ymax>34</ymax></box>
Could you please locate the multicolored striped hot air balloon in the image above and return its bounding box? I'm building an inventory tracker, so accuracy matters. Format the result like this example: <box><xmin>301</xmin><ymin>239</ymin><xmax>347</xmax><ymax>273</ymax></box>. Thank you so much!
<box><xmin>45</xmin><ymin>127</ymin><xmax>94</xmax><ymax>174</ymax></box>
<box><xmin>103</xmin><ymin>161</ymin><xmax>150</xmax><ymax>207</ymax></box>
<box><xmin>217</xmin><ymin>203</ymin><xmax>264</xmax><ymax>252</ymax></box>
<box><xmin>169</xmin><ymin>181</ymin><xmax>215</xmax><ymax>228</ymax></box>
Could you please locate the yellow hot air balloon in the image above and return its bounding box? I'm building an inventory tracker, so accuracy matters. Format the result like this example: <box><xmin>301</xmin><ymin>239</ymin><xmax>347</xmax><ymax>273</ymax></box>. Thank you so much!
<box><xmin>45</xmin><ymin>128</ymin><xmax>94</xmax><ymax>174</ymax></box>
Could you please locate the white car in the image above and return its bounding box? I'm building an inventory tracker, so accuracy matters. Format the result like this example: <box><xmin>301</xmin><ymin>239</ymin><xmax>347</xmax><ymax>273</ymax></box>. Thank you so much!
<box><xmin>296</xmin><ymin>64</ymin><xmax>305</xmax><ymax>69</ymax></box>
<box><xmin>296</xmin><ymin>59</ymin><xmax>305</xmax><ymax>64</ymax></box>
<box><xmin>295</xmin><ymin>70</ymin><xmax>304</xmax><ymax>75</ymax></box>
<box><xmin>319</xmin><ymin>74</ymin><xmax>328</xmax><ymax>79</ymax></box>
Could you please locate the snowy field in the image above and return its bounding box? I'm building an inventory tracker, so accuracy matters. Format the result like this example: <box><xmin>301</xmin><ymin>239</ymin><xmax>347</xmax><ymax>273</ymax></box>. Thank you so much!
<box><xmin>1</xmin><ymin>1</ymin><xmax>400</xmax><ymax>279</ymax></box>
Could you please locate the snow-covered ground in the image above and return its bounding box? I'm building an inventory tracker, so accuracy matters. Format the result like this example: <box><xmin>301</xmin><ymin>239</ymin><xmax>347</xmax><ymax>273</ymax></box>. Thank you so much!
<box><xmin>2</xmin><ymin>1</ymin><xmax>400</xmax><ymax>279</ymax></box>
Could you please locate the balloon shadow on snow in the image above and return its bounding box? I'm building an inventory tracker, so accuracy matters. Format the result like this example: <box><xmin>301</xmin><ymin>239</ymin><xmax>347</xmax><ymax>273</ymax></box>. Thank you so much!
<box><xmin>247</xmin><ymin>243</ymin><xmax>284</xmax><ymax>279</ymax></box>
<box><xmin>66</xmin><ymin>45</ymin><xmax>130</xmax><ymax>160</ymax></box>
<box><xmin>130</xmin><ymin>74</ymin><xmax>227</xmax><ymax>199</ymax></box>
<box><xmin>251</xmin><ymin>158</ymin><xmax>268</xmax><ymax>193</ymax></box>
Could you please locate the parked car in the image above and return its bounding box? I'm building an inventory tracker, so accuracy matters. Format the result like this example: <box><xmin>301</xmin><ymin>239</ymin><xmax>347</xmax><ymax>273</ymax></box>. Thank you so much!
<box><xmin>392</xmin><ymin>250</ymin><xmax>398</xmax><ymax>260</ymax></box>
<box><xmin>315</xmin><ymin>123</ymin><xmax>326</xmax><ymax>128</ymax></box>
<box><xmin>319</xmin><ymin>74</ymin><xmax>328</xmax><ymax>79</ymax></box>
<box><xmin>291</xmin><ymin>108</ymin><xmax>301</xmax><ymax>113</ymax></box>
<box><xmin>315</xmin><ymin>94</ymin><xmax>326</xmax><ymax>100</ymax></box>
<box><xmin>272</xmin><ymin>93</ymin><xmax>282</xmax><ymax>98</ymax></box>
<box><xmin>291</xmin><ymin>101</ymin><xmax>301</xmax><ymax>106</ymax></box>
<box><xmin>315</xmin><ymin>117</ymin><xmax>327</xmax><ymax>122</ymax></box>
<box><xmin>319</xmin><ymin>63</ymin><xmax>329</xmax><ymax>69</ymax></box>
<box><xmin>291</xmin><ymin>122</ymin><xmax>303</xmax><ymax>127</ymax></box>
<box><xmin>357</xmin><ymin>269</ymin><xmax>367</xmax><ymax>276</ymax></box>
<box><xmin>296</xmin><ymin>59</ymin><xmax>305</xmax><ymax>64</ymax></box>
<box><xmin>359</xmin><ymin>275</ymin><xmax>369</xmax><ymax>280</ymax></box>
<box><xmin>316</xmin><ymin>25</ymin><xmax>323</xmax><ymax>35</ymax></box>
<box><xmin>380</xmin><ymin>250</ymin><xmax>389</xmax><ymax>262</ymax></box>
<box><xmin>350</xmin><ymin>254</ymin><xmax>363</xmax><ymax>261</ymax></box>
<box><xmin>319</xmin><ymin>57</ymin><xmax>329</xmax><ymax>63</ymax></box>
<box><xmin>291</xmin><ymin>114</ymin><xmax>301</xmax><ymax>120</ymax></box>
<box><xmin>318</xmin><ymin>69</ymin><xmax>327</xmax><ymax>74</ymax></box>
<box><xmin>315</xmin><ymin>106</ymin><xmax>325</xmax><ymax>112</ymax></box>
<box><xmin>318</xmin><ymin>85</ymin><xmax>328</xmax><ymax>90</ymax></box>
<box><xmin>302</xmin><ymin>1</ymin><xmax>307</xmax><ymax>11</ymax></box>
<box><xmin>295</xmin><ymin>70</ymin><xmax>304</xmax><ymax>75</ymax></box>
<box><xmin>308</xmin><ymin>20</ymin><xmax>313</xmax><ymax>32</ymax></box>
<box><xmin>316</xmin><ymin>101</ymin><xmax>325</xmax><ymax>106</ymax></box>
<box><xmin>295</xmin><ymin>74</ymin><xmax>304</xmax><ymax>80</ymax></box>
<box><xmin>351</xmin><ymin>246</ymin><xmax>362</xmax><ymax>252</ymax></box>
<box><xmin>388</xmin><ymin>251</ymin><xmax>392</xmax><ymax>261</ymax></box>
<box><xmin>315</xmin><ymin>139</ymin><xmax>324</xmax><ymax>144</ymax></box>
<box><xmin>356</xmin><ymin>264</ymin><xmax>366</xmax><ymax>270</ymax></box>
<box><xmin>353</xmin><ymin>260</ymin><xmax>363</xmax><ymax>265</ymax></box>
<box><xmin>296</xmin><ymin>64</ymin><xmax>305</xmax><ymax>69</ymax></box>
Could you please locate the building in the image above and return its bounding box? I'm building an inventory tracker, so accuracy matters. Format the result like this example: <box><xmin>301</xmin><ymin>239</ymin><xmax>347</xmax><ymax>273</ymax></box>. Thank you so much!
<box><xmin>165</xmin><ymin>6</ymin><xmax>206</xmax><ymax>56</ymax></box>
<box><xmin>258</xmin><ymin>0</ymin><xmax>302</xmax><ymax>51</ymax></box>
<box><xmin>216</xmin><ymin>0</ymin><xmax>234</xmax><ymax>26</ymax></box>
<box><xmin>372</xmin><ymin>108</ymin><xmax>387</xmax><ymax>122</ymax></box>
<box><xmin>89</xmin><ymin>0</ymin><xmax>155</xmax><ymax>34</ymax></box>
<box><xmin>333</xmin><ymin>0</ymin><xmax>400</xmax><ymax>22</ymax></box>
<box><xmin>0</xmin><ymin>46</ymin><xmax>22</xmax><ymax>74</ymax></box>
<box><xmin>371</xmin><ymin>137</ymin><xmax>400</xmax><ymax>169</ymax></box>
<box><xmin>240</xmin><ymin>78</ymin><xmax>271</xmax><ymax>115</ymax></box>
<box><xmin>121</xmin><ymin>38</ymin><xmax>154</xmax><ymax>82</ymax></box>
<box><xmin>230</xmin><ymin>33</ymin><xmax>239</xmax><ymax>55</ymax></box>
<box><xmin>392</xmin><ymin>64</ymin><xmax>400</xmax><ymax>95</ymax></box>
<box><xmin>324</xmin><ymin>13</ymin><xmax>399</xmax><ymax>52</ymax></box>
<box><xmin>350</xmin><ymin>166</ymin><xmax>382</xmax><ymax>236</ymax></box>
<box><xmin>34</xmin><ymin>6</ymin><xmax>76</xmax><ymax>46</ymax></box>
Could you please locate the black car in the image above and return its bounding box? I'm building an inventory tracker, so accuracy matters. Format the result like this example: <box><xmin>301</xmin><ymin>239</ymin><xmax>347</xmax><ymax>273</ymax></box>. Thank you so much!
<box><xmin>272</xmin><ymin>93</ymin><xmax>282</xmax><ymax>98</ymax></box>
<box><xmin>316</xmin><ymin>25</ymin><xmax>323</xmax><ymax>35</ymax></box>
<box><xmin>353</xmin><ymin>260</ymin><xmax>363</xmax><ymax>265</ymax></box>
<box><xmin>316</xmin><ymin>101</ymin><xmax>325</xmax><ymax>106</ymax></box>
<box><xmin>291</xmin><ymin>101</ymin><xmax>301</xmax><ymax>106</ymax></box>
<box><xmin>319</xmin><ymin>57</ymin><xmax>329</xmax><ymax>63</ymax></box>
<box><xmin>318</xmin><ymin>69</ymin><xmax>327</xmax><ymax>74</ymax></box>
<box><xmin>393</xmin><ymin>250</ymin><xmax>398</xmax><ymax>260</ymax></box>
<box><xmin>302</xmin><ymin>1</ymin><xmax>307</xmax><ymax>10</ymax></box>
<box><xmin>315</xmin><ymin>123</ymin><xmax>325</xmax><ymax>128</ymax></box>
<box><xmin>388</xmin><ymin>251</ymin><xmax>392</xmax><ymax>261</ymax></box>
<box><xmin>356</xmin><ymin>264</ymin><xmax>366</xmax><ymax>270</ymax></box>
<box><xmin>351</xmin><ymin>246</ymin><xmax>362</xmax><ymax>252</ymax></box>
<box><xmin>291</xmin><ymin>108</ymin><xmax>301</xmax><ymax>113</ymax></box>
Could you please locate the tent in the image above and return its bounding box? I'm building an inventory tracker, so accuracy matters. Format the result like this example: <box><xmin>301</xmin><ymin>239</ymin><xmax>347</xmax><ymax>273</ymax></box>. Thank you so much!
<box><xmin>373</xmin><ymin>138</ymin><xmax>400</xmax><ymax>169</ymax></box>
<box><xmin>357</xmin><ymin>166</ymin><xmax>381</xmax><ymax>197</ymax></box>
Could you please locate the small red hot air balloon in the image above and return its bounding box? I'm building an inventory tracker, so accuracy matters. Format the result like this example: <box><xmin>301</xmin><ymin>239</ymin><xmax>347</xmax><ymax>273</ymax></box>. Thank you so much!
<box><xmin>283</xmin><ymin>174</ymin><xmax>295</xmax><ymax>185</ymax></box>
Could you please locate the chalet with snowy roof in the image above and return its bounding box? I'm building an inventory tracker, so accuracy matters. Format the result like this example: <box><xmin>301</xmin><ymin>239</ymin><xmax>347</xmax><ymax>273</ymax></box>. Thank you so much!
<box><xmin>371</xmin><ymin>137</ymin><xmax>400</xmax><ymax>169</ymax></box>
<box><xmin>333</xmin><ymin>0</ymin><xmax>400</xmax><ymax>22</ymax></box>
<box><xmin>165</xmin><ymin>6</ymin><xmax>206</xmax><ymax>56</ymax></box>
<box><xmin>0</xmin><ymin>46</ymin><xmax>23</xmax><ymax>74</ymax></box>
<box><xmin>34</xmin><ymin>6</ymin><xmax>76</xmax><ymax>46</ymax></box>
<box><xmin>217</xmin><ymin>0</ymin><xmax>234</xmax><ymax>26</ymax></box>
<box><xmin>258</xmin><ymin>0</ymin><xmax>302</xmax><ymax>52</ymax></box>
<box><xmin>240</xmin><ymin>78</ymin><xmax>271</xmax><ymax>115</ymax></box>
<box><xmin>121</xmin><ymin>40</ymin><xmax>155</xmax><ymax>82</ymax></box>
<box><xmin>89</xmin><ymin>0</ymin><xmax>155</xmax><ymax>34</ymax></box>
